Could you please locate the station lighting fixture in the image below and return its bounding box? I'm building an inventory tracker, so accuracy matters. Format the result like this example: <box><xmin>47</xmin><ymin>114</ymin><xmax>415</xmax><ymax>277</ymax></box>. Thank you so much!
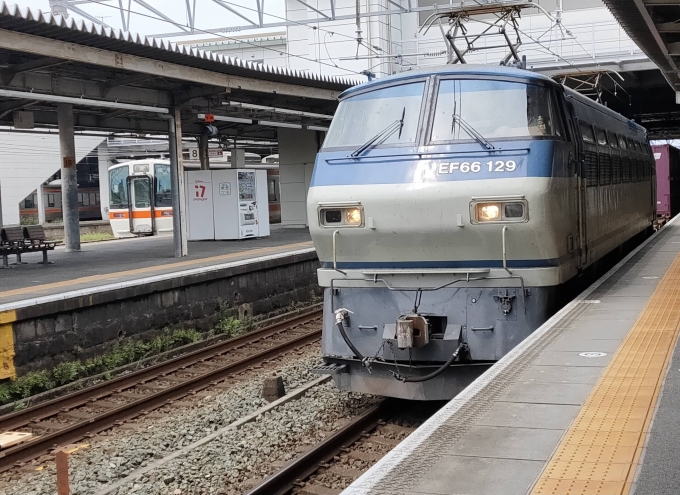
<box><xmin>258</xmin><ymin>120</ymin><xmax>303</xmax><ymax>129</ymax></box>
<box><xmin>224</xmin><ymin>101</ymin><xmax>333</xmax><ymax>120</ymax></box>
<box><xmin>0</xmin><ymin>89</ymin><xmax>169</xmax><ymax>113</ymax></box>
<box><xmin>197</xmin><ymin>113</ymin><xmax>253</xmax><ymax>124</ymax></box>
<box><xmin>197</xmin><ymin>113</ymin><xmax>324</xmax><ymax>130</ymax></box>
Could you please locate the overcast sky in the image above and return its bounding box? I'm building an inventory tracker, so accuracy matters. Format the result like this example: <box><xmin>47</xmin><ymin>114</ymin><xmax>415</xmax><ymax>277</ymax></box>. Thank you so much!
<box><xmin>9</xmin><ymin>0</ymin><xmax>286</xmax><ymax>41</ymax></box>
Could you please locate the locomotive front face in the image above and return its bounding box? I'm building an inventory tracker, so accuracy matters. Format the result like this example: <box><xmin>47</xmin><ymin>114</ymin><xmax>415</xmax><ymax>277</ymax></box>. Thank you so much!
<box><xmin>308</xmin><ymin>69</ymin><xmax>582</xmax><ymax>400</ymax></box>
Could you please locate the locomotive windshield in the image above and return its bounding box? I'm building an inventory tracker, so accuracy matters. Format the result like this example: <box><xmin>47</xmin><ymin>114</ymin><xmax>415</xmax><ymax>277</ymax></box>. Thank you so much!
<box><xmin>430</xmin><ymin>79</ymin><xmax>562</xmax><ymax>143</ymax></box>
<box><xmin>323</xmin><ymin>82</ymin><xmax>424</xmax><ymax>148</ymax></box>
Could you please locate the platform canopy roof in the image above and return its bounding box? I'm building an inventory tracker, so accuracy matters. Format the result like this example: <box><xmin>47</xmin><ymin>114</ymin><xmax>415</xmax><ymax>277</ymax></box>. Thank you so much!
<box><xmin>596</xmin><ymin>0</ymin><xmax>680</xmax><ymax>137</ymax></box>
<box><xmin>602</xmin><ymin>0</ymin><xmax>680</xmax><ymax>91</ymax></box>
<box><xmin>0</xmin><ymin>3</ymin><xmax>356</xmax><ymax>140</ymax></box>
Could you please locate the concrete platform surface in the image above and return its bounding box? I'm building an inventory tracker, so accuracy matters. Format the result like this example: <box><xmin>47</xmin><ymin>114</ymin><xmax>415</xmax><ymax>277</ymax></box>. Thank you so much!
<box><xmin>0</xmin><ymin>226</ymin><xmax>313</xmax><ymax>307</ymax></box>
<box><xmin>341</xmin><ymin>219</ymin><xmax>680</xmax><ymax>495</ymax></box>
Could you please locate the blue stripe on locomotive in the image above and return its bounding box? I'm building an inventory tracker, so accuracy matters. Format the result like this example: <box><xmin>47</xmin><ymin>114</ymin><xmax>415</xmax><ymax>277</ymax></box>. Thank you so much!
<box><xmin>320</xmin><ymin>258</ymin><xmax>563</xmax><ymax>269</ymax></box>
<box><xmin>311</xmin><ymin>140</ymin><xmax>557</xmax><ymax>187</ymax></box>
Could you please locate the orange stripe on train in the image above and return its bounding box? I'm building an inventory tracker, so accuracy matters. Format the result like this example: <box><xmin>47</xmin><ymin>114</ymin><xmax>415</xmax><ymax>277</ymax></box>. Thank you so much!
<box><xmin>109</xmin><ymin>210</ymin><xmax>173</xmax><ymax>219</ymax></box>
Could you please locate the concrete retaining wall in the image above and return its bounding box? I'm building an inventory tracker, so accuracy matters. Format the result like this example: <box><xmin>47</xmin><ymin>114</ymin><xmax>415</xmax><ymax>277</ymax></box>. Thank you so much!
<box><xmin>5</xmin><ymin>251</ymin><xmax>320</xmax><ymax>375</ymax></box>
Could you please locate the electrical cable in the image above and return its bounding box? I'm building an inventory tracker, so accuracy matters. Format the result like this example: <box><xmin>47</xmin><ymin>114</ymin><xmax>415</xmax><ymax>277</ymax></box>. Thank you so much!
<box><xmin>185</xmin><ymin>0</ymin><xmax>372</xmax><ymax>46</ymax></box>
<box><xmin>63</xmin><ymin>0</ymin><xmax>362</xmax><ymax>76</ymax></box>
<box><xmin>69</xmin><ymin>0</ymin><xmax>407</xmax><ymax>75</ymax></box>
<box><xmin>323</xmin><ymin>31</ymin><xmax>340</xmax><ymax>69</ymax></box>
<box><xmin>518</xmin><ymin>19</ymin><xmax>631</xmax><ymax>105</ymax></box>
<box><xmin>457</xmin><ymin>0</ymin><xmax>582</xmax><ymax>73</ymax></box>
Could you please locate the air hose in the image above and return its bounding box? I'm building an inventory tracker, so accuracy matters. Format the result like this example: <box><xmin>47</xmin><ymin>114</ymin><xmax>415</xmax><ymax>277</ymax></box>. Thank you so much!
<box><xmin>336</xmin><ymin>321</ymin><xmax>364</xmax><ymax>360</ymax></box>
<box><xmin>400</xmin><ymin>342</ymin><xmax>466</xmax><ymax>383</ymax></box>
<box><xmin>334</xmin><ymin>309</ymin><xmax>372</xmax><ymax>372</ymax></box>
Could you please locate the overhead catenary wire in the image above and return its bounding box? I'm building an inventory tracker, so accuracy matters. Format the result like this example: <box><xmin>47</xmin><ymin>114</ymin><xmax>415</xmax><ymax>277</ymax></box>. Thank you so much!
<box><xmin>514</xmin><ymin>17</ymin><xmax>630</xmax><ymax>104</ymax></box>
<box><xmin>202</xmin><ymin>0</ymin><xmax>386</xmax><ymax>50</ymax></box>
<box><xmin>453</xmin><ymin>0</ymin><xmax>583</xmax><ymax>73</ymax></box>
<box><xmin>70</xmin><ymin>0</ymin><xmax>396</xmax><ymax>75</ymax></box>
<box><xmin>64</xmin><ymin>0</ymin><xmax>363</xmax><ymax>77</ymax></box>
<box><xmin>201</xmin><ymin>0</ymin><xmax>390</xmax><ymax>69</ymax></box>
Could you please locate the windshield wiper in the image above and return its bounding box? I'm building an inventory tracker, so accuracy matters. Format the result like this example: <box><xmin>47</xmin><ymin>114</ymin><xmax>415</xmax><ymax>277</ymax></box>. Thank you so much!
<box><xmin>451</xmin><ymin>114</ymin><xmax>496</xmax><ymax>150</ymax></box>
<box><xmin>351</xmin><ymin>107</ymin><xmax>406</xmax><ymax>157</ymax></box>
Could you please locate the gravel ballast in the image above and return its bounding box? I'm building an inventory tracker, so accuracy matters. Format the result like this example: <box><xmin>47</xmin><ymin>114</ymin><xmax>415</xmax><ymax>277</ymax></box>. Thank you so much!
<box><xmin>0</xmin><ymin>346</ymin><xmax>378</xmax><ymax>495</ymax></box>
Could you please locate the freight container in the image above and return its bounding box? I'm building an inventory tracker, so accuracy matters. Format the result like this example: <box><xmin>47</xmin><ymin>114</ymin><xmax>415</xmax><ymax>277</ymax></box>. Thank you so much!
<box><xmin>652</xmin><ymin>144</ymin><xmax>680</xmax><ymax>217</ymax></box>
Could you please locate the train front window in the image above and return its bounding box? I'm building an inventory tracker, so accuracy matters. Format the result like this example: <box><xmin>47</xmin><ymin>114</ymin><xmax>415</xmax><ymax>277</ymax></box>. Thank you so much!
<box><xmin>109</xmin><ymin>167</ymin><xmax>129</xmax><ymax>209</ymax></box>
<box><xmin>154</xmin><ymin>163</ymin><xmax>173</xmax><ymax>207</ymax></box>
<box><xmin>323</xmin><ymin>82</ymin><xmax>424</xmax><ymax>149</ymax></box>
<box><xmin>430</xmin><ymin>79</ymin><xmax>561</xmax><ymax>143</ymax></box>
<box><xmin>134</xmin><ymin>179</ymin><xmax>151</xmax><ymax>208</ymax></box>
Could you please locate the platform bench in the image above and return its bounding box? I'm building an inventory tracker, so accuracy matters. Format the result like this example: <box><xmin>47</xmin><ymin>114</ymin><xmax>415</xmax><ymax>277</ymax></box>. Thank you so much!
<box><xmin>1</xmin><ymin>227</ymin><xmax>28</xmax><ymax>268</ymax></box>
<box><xmin>23</xmin><ymin>225</ymin><xmax>56</xmax><ymax>264</ymax></box>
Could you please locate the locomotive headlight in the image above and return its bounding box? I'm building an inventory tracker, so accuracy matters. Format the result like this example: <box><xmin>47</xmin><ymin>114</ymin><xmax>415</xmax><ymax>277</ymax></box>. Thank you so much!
<box><xmin>345</xmin><ymin>208</ymin><xmax>363</xmax><ymax>225</ymax></box>
<box><xmin>471</xmin><ymin>198</ymin><xmax>528</xmax><ymax>223</ymax></box>
<box><xmin>324</xmin><ymin>210</ymin><xmax>342</xmax><ymax>223</ymax></box>
<box><xmin>319</xmin><ymin>204</ymin><xmax>364</xmax><ymax>227</ymax></box>
<box><xmin>504</xmin><ymin>202</ymin><xmax>525</xmax><ymax>218</ymax></box>
<box><xmin>477</xmin><ymin>203</ymin><xmax>501</xmax><ymax>221</ymax></box>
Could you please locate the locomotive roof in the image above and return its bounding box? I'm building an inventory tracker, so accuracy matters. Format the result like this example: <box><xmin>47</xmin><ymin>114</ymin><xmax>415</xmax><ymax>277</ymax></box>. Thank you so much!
<box><xmin>340</xmin><ymin>65</ymin><xmax>554</xmax><ymax>99</ymax></box>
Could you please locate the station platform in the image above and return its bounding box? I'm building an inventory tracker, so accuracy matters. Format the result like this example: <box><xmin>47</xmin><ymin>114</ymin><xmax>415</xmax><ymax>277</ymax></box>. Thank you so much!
<box><xmin>0</xmin><ymin>225</ymin><xmax>313</xmax><ymax>308</ymax></box>
<box><xmin>342</xmin><ymin>219</ymin><xmax>680</xmax><ymax>495</ymax></box>
<box><xmin>0</xmin><ymin>225</ymin><xmax>317</xmax><ymax>378</ymax></box>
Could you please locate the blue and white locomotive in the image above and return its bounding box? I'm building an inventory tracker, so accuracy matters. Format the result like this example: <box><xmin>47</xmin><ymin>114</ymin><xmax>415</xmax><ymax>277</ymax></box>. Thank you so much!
<box><xmin>308</xmin><ymin>65</ymin><xmax>655</xmax><ymax>400</ymax></box>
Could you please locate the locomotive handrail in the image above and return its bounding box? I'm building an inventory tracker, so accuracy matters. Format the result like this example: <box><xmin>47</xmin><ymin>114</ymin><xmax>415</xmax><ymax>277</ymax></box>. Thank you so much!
<box><xmin>332</xmin><ymin>229</ymin><xmax>345</xmax><ymax>275</ymax></box>
<box><xmin>502</xmin><ymin>226</ymin><xmax>511</xmax><ymax>274</ymax></box>
<box><xmin>471</xmin><ymin>194</ymin><xmax>525</xmax><ymax>201</ymax></box>
<box><xmin>360</xmin><ymin>268</ymin><xmax>491</xmax><ymax>275</ymax></box>
<box><xmin>326</xmin><ymin>148</ymin><xmax>531</xmax><ymax>163</ymax></box>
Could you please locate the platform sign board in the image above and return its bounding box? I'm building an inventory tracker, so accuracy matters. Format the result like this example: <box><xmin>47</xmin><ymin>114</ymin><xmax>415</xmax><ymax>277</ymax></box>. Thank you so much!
<box><xmin>219</xmin><ymin>182</ymin><xmax>231</xmax><ymax>196</ymax></box>
<box><xmin>187</xmin><ymin>147</ymin><xmax>224</xmax><ymax>160</ymax></box>
<box><xmin>185</xmin><ymin>170</ymin><xmax>215</xmax><ymax>240</ymax></box>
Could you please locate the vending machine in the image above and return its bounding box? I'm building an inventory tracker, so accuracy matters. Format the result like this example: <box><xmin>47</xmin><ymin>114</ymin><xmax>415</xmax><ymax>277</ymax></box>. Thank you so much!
<box><xmin>236</xmin><ymin>171</ymin><xmax>259</xmax><ymax>238</ymax></box>
<box><xmin>185</xmin><ymin>169</ymin><xmax>270</xmax><ymax>241</ymax></box>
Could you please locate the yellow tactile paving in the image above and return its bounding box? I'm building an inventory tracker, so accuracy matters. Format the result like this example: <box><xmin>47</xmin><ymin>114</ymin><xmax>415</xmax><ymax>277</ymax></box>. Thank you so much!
<box><xmin>531</xmin><ymin>249</ymin><xmax>680</xmax><ymax>495</ymax></box>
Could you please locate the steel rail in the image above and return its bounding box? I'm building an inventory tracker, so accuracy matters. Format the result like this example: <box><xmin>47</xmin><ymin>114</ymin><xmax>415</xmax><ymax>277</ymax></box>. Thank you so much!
<box><xmin>0</xmin><ymin>309</ymin><xmax>321</xmax><ymax>433</ymax></box>
<box><xmin>0</xmin><ymin>311</ymin><xmax>321</xmax><ymax>472</ymax></box>
<box><xmin>245</xmin><ymin>400</ymin><xmax>391</xmax><ymax>495</ymax></box>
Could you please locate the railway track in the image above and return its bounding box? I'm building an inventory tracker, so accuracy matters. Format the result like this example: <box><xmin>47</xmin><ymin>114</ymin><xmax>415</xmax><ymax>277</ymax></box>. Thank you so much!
<box><xmin>0</xmin><ymin>309</ymin><xmax>322</xmax><ymax>473</ymax></box>
<box><xmin>246</xmin><ymin>399</ymin><xmax>440</xmax><ymax>495</ymax></box>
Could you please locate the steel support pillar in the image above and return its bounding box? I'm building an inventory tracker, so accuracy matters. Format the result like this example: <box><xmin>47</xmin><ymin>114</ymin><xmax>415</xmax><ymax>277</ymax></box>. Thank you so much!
<box><xmin>277</xmin><ymin>127</ymin><xmax>320</xmax><ymax>228</ymax></box>
<box><xmin>58</xmin><ymin>103</ymin><xmax>80</xmax><ymax>252</ymax></box>
<box><xmin>169</xmin><ymin>108</ymin><xmax>188</xmax><ymax>257</ymax></box>
<box><xmin>198</xmin><ymin>134</ymin><xmax>210</xmax><ymax>170</ymax></box>
<box><xmin>0</xmin><ymin>176</ymin><xmax>3</xmax><ymax>229</ymax></box>
<box><xmin>37</xmin><ymin>183</ymin><xmax>46</xmax><ymax>225</ymax></box>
